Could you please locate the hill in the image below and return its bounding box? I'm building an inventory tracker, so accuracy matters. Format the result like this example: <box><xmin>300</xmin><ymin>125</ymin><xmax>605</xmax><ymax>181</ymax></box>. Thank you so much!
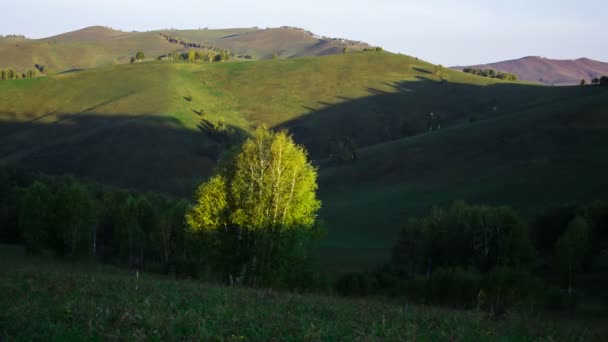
<box><xmin>0</xmin><ymin>53</ymin><xmax>546</xmax><ymax>193</ymax></box>
<box><xmin>1</xmin><ymin>244</ymin><xmax>601</xmax><ymax>340</ymax></box>
<box><xmin>453</xmin><ymin>56</ymin><xmax>608</xmax><ymax>85</ymax></box>
<box><xmin>0</xmin><ymin>26</ymin><xmax>370</xmax><ymax>73</ymax></box>
<box><xmin>1</xmin><ymin>52</ymin><xmax>607</xmax><ymax>272</ymax></box>
<box><xmin>317</xmin><ymin>85</ymin><xmax>608</xmax><ymax>271</ymax></box>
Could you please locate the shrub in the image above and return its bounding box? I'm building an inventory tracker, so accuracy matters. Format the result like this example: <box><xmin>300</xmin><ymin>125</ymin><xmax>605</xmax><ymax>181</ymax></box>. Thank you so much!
<box><xmin>544</xmin><ymin>286</ymin><xmax>580</xmax><ymax>311</ymax></box>
<box><xmin>335</xmin><ymin>272</ymin><xmax>375</xmax><ymax>297</ymax></box>
<box><xmin>425</xmin><ymin>268</ymin><xmax>480</xmax><ymax>308</ymax></box>
<box><xmin>481</xmin><ymin>267</ymin><xmax>543</xmax><ymax>313</ymax></box>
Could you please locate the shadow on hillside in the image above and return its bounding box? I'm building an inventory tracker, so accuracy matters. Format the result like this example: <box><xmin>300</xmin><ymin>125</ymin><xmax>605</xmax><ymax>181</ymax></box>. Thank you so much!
<box><xmin>0</xmin><ymin>113</ymin><xmax>247</xmax><ymax>196</ymax></box>
<box><xmin>0</xmin><ymin>77</ymin><xmax>602</xmax><ymax>197</ymax></box>
<box><xmin>275</xmin><ymin>77</ymin><xmax>591</xmax><ymax>159</ymax></box>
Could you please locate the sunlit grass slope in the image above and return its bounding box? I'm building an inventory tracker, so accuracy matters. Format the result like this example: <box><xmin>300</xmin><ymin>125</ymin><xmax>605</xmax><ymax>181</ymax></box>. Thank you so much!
<box><xmin>1</xmin><ymin>245</ymin><xmax>603</xmax><ymax>341</ymax></box>
<box><xmin>0</xmin><ymin>26</ymin><xmax>369</xmax><ymax>73</ymax></box>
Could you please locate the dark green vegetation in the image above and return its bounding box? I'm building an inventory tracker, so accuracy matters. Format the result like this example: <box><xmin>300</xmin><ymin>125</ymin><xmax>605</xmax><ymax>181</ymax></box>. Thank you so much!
<box><xmin>462</xmin><ymin>67</ymin><xmax>518</xmax><ymax>81</ymax></box>
<box><xmin>2</xmin><ymin>244</ymin><xmax>606</xmax><ymax>341</ymax></box>
<box><xmin>337</xmin><ymin>201</ymin><xmax>608</xmax><ymax>315</ymax></box>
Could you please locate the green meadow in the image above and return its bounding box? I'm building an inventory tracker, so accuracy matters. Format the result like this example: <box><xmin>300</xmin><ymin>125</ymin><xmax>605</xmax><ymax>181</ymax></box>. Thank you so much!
<box><xmin>1</xmin><ymin>245</ymin><xmax>604</xmax><ymax>341</ymax></box>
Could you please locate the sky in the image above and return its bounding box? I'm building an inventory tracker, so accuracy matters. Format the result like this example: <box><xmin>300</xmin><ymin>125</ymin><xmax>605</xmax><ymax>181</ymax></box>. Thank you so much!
<box><xmin>2</xmin><ymin>0</ymin><xmax>606</xmax><ymax>66</ymax></box>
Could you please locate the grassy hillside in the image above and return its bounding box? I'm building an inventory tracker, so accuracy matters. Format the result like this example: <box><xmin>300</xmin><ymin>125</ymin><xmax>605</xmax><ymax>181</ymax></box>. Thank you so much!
<box><xmin>0</xmin><ymin>26</ymin><xmax>370</xmax><ymax>73</ymax></box>
<box><xmin>0</xmin><ymin>53</ymin><xmax>499</xmax><ymax>190</ymax></box>
<box><xmin>317</xmin><ymin>85</ymin><xmax>608</xmax><ymax>272</ymax></box>
<box><xmin>1</xmin><ymin>245</ymin><xmax>602</xmax><ymax>340</ymax></box>
<box><xmin>1</xmin><ymin>52</ymin><xmax>607</xmax><ymax>272</ymax></box>
<box><xmin>0</xmin><ymin>27</ymin><xmax>177</xmax><ymax>73</ymax></box>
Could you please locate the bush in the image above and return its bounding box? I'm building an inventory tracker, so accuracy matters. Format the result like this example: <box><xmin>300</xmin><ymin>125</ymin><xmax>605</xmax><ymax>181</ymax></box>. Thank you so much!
<box><xmin>544</xmin><ymin>286</ymin><xmax>580</xmax><ymax>311</ymax></box>
<box><xmin>425</xmin><ymin>268</ymin><xmax>480</xmax><ymax>308</ymax></box>
<box><xmin>481</xmin><ymin>267</ymin><xmax>543</xmax><ymax>313</ymax></box>
<box><xmin>335</xmin><ymin>272</ymin><xmax>375</xmax><ymax>297</ymax></box>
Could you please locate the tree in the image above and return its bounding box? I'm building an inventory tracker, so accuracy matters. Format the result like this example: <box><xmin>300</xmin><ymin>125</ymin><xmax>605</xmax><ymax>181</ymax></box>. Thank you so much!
<box><xmin>151</xmin><ymin>200</ymin><xmax>188</xmax><ymax>266</ymax></box>
<box><xmin>116</xmin><ymin>195</ymin><xmax>146</xmax><ymax>266</ymax></box>
<box><xmin>555</xmin><ymin>217</ymin><xmax>589</xmax><ymax>294</ymax></box>
<box><xmin>601</xmin><ymin>76</ymin><xmax>608</xmax><ymax>86</ymax></box>
<box><xmin>18</xmin><ymin>182</ymin><xmax>54</xmax><ymax>253</ymax></box>
<box><xmin>187</xmin><ymin>50</ymin><xmax>196</xmax><ymax>62</ymax></box>
<box><xmin>186</xmin><ymin>126</ymin><xmax>321</xmax><ymax>285</ymax></box>
<box><xmin>580</xmin><ymin>79</ymin><xmax>586</xmax><ymax>86</ymax></box>
<box><xmin>592</xmin><ymin>77</ymin><xmax>600</xmax><ymax>85</ymax></box>
<box><xmin>135</xmin><ymin>51</ymin><xmax>145</xmax><ymax>61</ymax></box>
<box><xmin>391</xmin><ymin>201</ymin><xmax>535</xmax><ymax>276</ymax></box>
<box><xmin>53</xmin><ymin>182</ymin><xmax>96</xmax><ymax>257</ymax></box>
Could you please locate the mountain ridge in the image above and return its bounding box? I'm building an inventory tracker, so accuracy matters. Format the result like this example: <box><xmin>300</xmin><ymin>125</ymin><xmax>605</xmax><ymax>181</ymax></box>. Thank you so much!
<box><xmin>452</xmin><ymin>56</ymin><xmax>608</xmax><ymax>85</ymax></box>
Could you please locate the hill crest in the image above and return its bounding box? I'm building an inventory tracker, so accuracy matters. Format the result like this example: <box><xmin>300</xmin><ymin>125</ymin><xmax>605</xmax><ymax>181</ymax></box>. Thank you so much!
<box><xmin>453</xmin><ymin>56</ymin><xmax>608</xmax><ymax>85</ymax></box>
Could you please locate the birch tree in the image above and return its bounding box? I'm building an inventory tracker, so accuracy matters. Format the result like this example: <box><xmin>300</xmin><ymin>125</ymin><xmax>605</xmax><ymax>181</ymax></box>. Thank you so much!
<box><xmin>186</xmin><ymin>126</ymin><xmax>321</xmax><ymax>285</ymax></box>
<box><xmin>555</xmin><ymin>217</ymin><xmax>589</xmax><ymax>294</ymax></box>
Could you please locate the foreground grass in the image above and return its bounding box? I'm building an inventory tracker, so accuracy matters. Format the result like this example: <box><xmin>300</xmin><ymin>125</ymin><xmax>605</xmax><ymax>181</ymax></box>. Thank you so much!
<box><xmin>0</xmin><ymin>245</ymin><xmax>603</xmax><ymax>341</ymax></box>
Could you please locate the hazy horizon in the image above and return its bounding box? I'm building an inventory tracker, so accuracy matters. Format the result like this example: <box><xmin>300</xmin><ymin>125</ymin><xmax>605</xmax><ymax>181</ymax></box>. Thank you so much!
<box><xmin>3</xmin><ymin>0</ymin><xmax>607</xmax><ymax>66</ymax></box>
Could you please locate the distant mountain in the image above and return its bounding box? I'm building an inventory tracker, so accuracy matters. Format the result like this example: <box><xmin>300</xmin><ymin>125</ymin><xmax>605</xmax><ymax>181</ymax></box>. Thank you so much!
<box><xmin>0</xmin><ymin>26</ymin><xmax>371</xmax><ymax>73</ymax></box>
<box><xmin>453</xmin><ymin>56</ymin><xmax>608</xmax><ymax>85</ymax></box>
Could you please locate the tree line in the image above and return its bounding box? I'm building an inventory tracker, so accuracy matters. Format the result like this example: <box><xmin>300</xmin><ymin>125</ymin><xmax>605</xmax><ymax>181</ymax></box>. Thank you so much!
<box><xmin>1</xmin><ymin>69</ymin><xmax>37</xmax><ymax>80</ymax></box>
<box><xmin>590</xmin><ymin>76</ymin><xmax>608</xmax><ymax>86</ymax></box>
<box><xmin>159</xmin><ymin>33</ymin><xmax>235</xmax><ymax>57</ymax></box>
<box><xmin>0</xmin><ymin>127</ymin><xmax>325</xmax><ymax>290</ymax></box>
<box><xmin>462</xmin><ymin>68</ymin><xmax>518</xmax><ymax>81</ymax></box>
<box><xmin>337</xmin><ymin>201</ymin><xmax>608</xmax><ymax>314</ymax></box>
<box><xmin>165</xmin><ymin>49</ymin><xmax>231</xmax><ymax>63</ymax></box>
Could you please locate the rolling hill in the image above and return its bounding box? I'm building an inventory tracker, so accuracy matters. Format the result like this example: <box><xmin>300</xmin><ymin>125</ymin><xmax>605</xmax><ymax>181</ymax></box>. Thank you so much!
<box><xmin>0</xmin><ymin>26</ymin><xmax>370</xmax><ymax>73</ymax></box>
<box><xmin>1</xmin><ymin>51</ymin><xmax>607</xmax><ymax>272</ymax></box>
<box><xmin>453</xmin><ymin>56</ymin><xmax>608</xmax><ymax>85</ymax></box>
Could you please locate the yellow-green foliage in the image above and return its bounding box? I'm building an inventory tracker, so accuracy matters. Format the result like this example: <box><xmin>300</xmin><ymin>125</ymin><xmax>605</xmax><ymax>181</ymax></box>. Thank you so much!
<box><xmin>186</xmin><ymin>175</ymin><xmax>228</xmax><ymax>232</ymax></box>
<box><xmin>231</xmin><ymin>128</ymin><xmax>320</xmax><ymax>229</ymax></box>
<box><xmin>187</xmin><ymin>127</ymin><xmax>320</xmax><ymax>232</ymax></box>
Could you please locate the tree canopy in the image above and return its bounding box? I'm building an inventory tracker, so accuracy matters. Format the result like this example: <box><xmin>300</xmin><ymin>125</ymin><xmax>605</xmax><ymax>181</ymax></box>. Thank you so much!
<box><xmin>186</xmin><ymin>126</ymin><xmax>321</xmax><ymax>285</ymax></box>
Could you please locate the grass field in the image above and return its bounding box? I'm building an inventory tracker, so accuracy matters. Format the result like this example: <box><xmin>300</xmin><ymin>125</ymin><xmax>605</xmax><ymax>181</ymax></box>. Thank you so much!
<box><xmin>1</xmin><ymin>52</ymin><xmax>607</xmax><ymax>272</ymax></box>
<box><xmin>1</xmin><ymin>245</ymin><xmax>604</xmax><ymax>341</ymax></box>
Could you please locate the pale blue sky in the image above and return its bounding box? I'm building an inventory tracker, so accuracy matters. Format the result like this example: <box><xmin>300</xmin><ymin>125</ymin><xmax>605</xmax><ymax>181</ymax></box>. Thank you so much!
<box><xmin>3</xmin><ymin>0</ymin><xmax>606</xmax><ymax>65</ymax></box>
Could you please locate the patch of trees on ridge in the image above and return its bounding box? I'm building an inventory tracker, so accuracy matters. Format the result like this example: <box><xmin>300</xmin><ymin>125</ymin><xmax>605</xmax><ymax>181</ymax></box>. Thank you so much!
<box><xmin>159</xmin><ymin>33</ymin><xmax>235</xmax><ymax>57</ymax></box>
<box><xmin>462</xmin><ymin>68</ymin><xmax>518</xmax><ymax>81</ymax></box>
<box><xmin>0</xmin><ymin>34</ymin><xmax>27</xmax><ymax>39</ymax></box>
<box><xmin>160</xmin><ymin>49</ymin><xmax>231</xmax><ymax>62</ymax></box>
<box><xmin>0</xmin><ymin>68</ymin><xmax>37</xmax><ymax>80</ymax></box>
<box><xmin>590</xmin><ymin>76</ymin><xmax>608</xmax><ymax>86</ymax></box>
